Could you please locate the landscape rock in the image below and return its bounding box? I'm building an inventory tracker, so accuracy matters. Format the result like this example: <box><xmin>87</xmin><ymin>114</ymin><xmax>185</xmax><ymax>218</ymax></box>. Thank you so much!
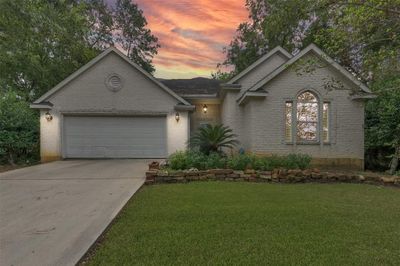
<box><xmin>209</xmin><ymin>169</ymin><xmax>233</xmax><ymax>175</ymax></box>
<box><xmin>244</xmin><ymin>169</ymin><xmax>255</xmax><ymax>174</ymax></box>
<box><xmin>380</xmin><ymin>176</ymin><xmax>396</xmax><ymax>183</ymax></box>
<box><xmin>358</xmin><ymin>175</ymin><xmax>366</xmax><ymax>181</ymax></box>
<box><xmin>148</xmin><ymin>161</ymin><xmax>160</xmax><ymax>170</ymax></box>
<box><xmin>146</xmin><ymin>168</ymin><xmax>399</xmax><ymax>187</ymax></box>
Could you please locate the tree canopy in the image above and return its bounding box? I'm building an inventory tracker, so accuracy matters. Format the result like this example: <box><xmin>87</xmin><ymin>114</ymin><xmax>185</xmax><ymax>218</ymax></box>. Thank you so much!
<box><xmin>0</xmin><ymin>0</ymin><xmax>159</xmax><ymax>101</ymax></box>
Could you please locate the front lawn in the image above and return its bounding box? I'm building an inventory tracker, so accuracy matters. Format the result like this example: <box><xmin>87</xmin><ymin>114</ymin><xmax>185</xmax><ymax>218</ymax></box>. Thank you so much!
<box><xmin>85</xmin><ymin>183</ymin><xmax>400</xmax><ymax>265</ymax></box>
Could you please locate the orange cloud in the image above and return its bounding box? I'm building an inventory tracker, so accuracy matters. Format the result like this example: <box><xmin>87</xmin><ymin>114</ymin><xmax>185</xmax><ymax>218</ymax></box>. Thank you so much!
<box><xmin>135</xmin><ymin>0</ymin><xmax>248</xmax><ymax>78</ymax></box>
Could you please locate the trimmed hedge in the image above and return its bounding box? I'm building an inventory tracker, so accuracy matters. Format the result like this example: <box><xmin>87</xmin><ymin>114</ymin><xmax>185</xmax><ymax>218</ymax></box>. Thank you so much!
<box><xmin>167</xmin><ymin>151</ymin><xmax>312</xmax><ymax>171</ymax></box>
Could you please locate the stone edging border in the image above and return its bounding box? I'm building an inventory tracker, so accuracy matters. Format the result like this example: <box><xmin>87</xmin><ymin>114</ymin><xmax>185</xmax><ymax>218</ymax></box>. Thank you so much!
<box><xmin>145</xmin><ymin>168</ymin><xmax>400</xmax><ymax>187</ymax></box>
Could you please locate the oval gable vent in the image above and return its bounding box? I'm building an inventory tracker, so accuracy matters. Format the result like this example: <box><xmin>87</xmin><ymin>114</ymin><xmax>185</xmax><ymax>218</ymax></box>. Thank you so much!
<box><xmin>105</xmin><ymin>73</ymin><xmax>123</xmax><ymax>92</ymax></box>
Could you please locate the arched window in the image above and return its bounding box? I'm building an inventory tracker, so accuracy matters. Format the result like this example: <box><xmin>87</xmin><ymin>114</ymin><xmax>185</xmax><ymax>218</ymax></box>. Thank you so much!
<box><xmin>296</xmin><ymin>91</ymin><xmax>318</xmax><ymax>141</ymax></box>
<box><xmin>285</xmin><ymin>90</ymin><xmax>330</xmax><ymax>143</ymax></box>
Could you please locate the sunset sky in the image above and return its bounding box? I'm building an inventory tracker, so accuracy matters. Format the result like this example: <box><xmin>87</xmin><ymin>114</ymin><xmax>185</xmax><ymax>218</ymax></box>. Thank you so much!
<box><xmin>134</xmin><ymin>0</ymin><xmax>248</xmax><ymax>79</ymax></box>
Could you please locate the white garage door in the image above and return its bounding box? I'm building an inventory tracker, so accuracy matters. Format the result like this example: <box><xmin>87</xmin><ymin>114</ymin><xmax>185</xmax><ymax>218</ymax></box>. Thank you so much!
<box><xmin>63</xmin><ymin>116</ymin><xmax>167</xmax><ymax>158</ymax></box>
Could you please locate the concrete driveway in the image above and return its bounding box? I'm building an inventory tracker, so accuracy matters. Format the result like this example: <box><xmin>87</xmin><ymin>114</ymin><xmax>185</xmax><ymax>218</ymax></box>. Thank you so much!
<box><xmin>0</xmin><ymin>159</ymin><xmax>150</xmax><ymax>266</ymax></box>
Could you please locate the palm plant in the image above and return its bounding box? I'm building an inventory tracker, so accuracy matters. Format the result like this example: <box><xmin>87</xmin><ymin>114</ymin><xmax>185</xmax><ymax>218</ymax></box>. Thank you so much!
<box><xmin>190</xmin><ymin>124</ymin><xmax>239</xmax><ymax>155</ymax></box>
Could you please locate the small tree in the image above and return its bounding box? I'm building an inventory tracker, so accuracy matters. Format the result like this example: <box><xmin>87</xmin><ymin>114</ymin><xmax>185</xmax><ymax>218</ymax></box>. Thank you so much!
<box><xmin>365</xmin><ymin>77</ymin><xmax>400</xmax><ymax>174</ymax></box>
<box><xmin>114</xmin><ymin>0</ymin><xmax>160</xmax><ymax>74</ymax></box>
<box><xmin>0</xmin><ymin>91</ymin><xmax>39</xmax><ymax>165</ymax></box>
<box><xmin>190</xmin><ymin>124</ymin><xmax>239</xmax><ymax>155</ymax></box>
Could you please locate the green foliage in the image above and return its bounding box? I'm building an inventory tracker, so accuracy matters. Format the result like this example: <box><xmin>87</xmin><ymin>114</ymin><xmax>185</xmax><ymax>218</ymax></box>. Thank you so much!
<box><xmin>0</xmin><ymin>91</ymin><xmax>39</xmax><ymax>165</ymax></box>
<box><xmin>226</xmin><ymin>153</ymin><xmax>257</xmax><ymax>170</ymax></box>
<box><xmin>205</xmin><ymin>152</ymin><xmax>227</xmax><ymax>169</ymax></box>
<box><xmin>0</xmin><ymin>0</ymin><xmax>159</xmax><ymax>101</ymax></box>
<box><xmin>365</xmin><ymin>76</ymin><xmax>400</xmax><ymax>173</ymax></box>
<box><xmin>168</xmin><ymin>150</ymin><xmax>226</xmax><ymax>170</ymax></box>
<box><xmin>190</xmin><ymin>124</ymin><xmax>239</xmax><ymax>155</ymax></box>
<box><xmin>167</xmin><ymin>151</ymin><xmax>311</xmax><ymax>171</ymax></box>
<box><xmin>115</xmin><ymin>0</ymin><xmax>160</xmax><ymax>73</ymax></box>
<box><xmin>217</xmin><ymin>0</ymin><xmax>400</xmax><ymax>81</ymax></box>
<box><xmin>0</xmin><ymin>0</ymin><xmax>98</xmax><ymax>100</ymax></box>
<box><xmin>226</xmin><ymin>153</ymin><xmax>312</xmax><ymax>171</ymax></box>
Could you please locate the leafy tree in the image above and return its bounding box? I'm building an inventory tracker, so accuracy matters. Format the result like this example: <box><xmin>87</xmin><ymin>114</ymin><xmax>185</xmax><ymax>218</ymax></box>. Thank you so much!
<box><xmin>114</xmin><ymin>0</ymin><xmax>160</xmax><ymax>73</ymax></box>
<box><xmin>365</xmin><ymin>77</ymin><xmax>400</xmax><ymax>174</ymax></box>
<box><xmin>216</xmin><ymin>0</ymin><xmax>400</xmax><ymax>81</ymax></box>
<box><xmin>0</xmin><ymin>0</ymin><xmax>160</xmax><ymax>101</ymax></box>
<box><xmin>85</xmin><ymin>0</ymin><xmax>115</xmax><ymax>50</ymax></box>
<box><xmin>0</xmin><ymin>0</ymin><xmax>99</xmax><ymax>101</ymax></box>
<box><xmin>215</xmin><ymin>0</ymin><xmax>325</xmax><ymax>77</ymax></box>
<box><xmin>0</xmin><ymin>91</ymin><xmax>39</xmax><ymax>165</ymax></box>
<box><xmin>190</xmin><ymin>125</ymin><xmax>239</xmax><ymax>155</ymax></box>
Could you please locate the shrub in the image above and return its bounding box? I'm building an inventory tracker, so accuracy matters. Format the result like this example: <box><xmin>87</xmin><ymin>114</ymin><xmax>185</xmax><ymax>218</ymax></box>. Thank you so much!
<box><xmin>190</xmin><ymin>124</ymin><xmax>239</xmax><ymax>155</ymax></box>
<box><xmin>284</xmin><ymin>154</ymin><xmax>312</xmax><ymax>170</ymax></box>
<box><xmin>226</xmin><ymin>153</ymin><xmax>257</xmax><ymax>170</ymax></box>
<box><xmin>205</xmin><ymin>152</ymin><xmax>226</xmax><ymax>169</ymax></box>
<box><xmin>0</xmin><ymin>91</ymin><xmax>39</xmax><ymax>165</ymax></box>
<box><xmin>168</xmin><ymin>151</ymin><xmax>189</xmax><ymax>170</ymax></box>
<box><xmin>167</xmin><ymin>151</ymin><xmax>312</xmax><ymax>171</ymax></box>
<box><xmin>168</xmin><ymin>150</ymin><xmax>226</xmax><ymax>170</ymax></box>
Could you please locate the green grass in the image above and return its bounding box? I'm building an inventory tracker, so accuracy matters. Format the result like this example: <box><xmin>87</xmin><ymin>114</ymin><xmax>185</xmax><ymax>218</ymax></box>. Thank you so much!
<box><xmin>87</xmin><ymin>183</ymin><xmax>400</xmax><ymax>265</ymax></box>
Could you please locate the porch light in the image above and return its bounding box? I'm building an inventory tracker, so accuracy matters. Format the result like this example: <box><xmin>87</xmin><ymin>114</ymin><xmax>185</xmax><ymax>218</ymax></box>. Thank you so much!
<box><xmin>202</xmin><ymin>104</ymin><xmax>208</xmax><ymax>114</ymax></box>
<box><xmin>175</xmin><ymin>112</ymin><xmax>180</xmax><ymax>122</ymax></box>
<box><xmin>45</xmin><ymin>111</ymin><xmax>53</xmax><ymax>121</ymax></box>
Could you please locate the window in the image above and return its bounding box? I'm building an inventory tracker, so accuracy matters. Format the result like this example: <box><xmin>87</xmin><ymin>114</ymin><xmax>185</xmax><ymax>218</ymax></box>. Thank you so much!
<box><xmin>322</xmin><ymin>102</ymin><xmax>329</xmax><ymax>142</ymax></box>
<box><xmin>285</xmin><ymin>102</ymin><xmax>293</xmax><ymax>142</ymax></box>
<box><xmin>297</xmin><ymin>91</ymin><xmax>318</xmax><ymax>141</ymax></box>
<box><xmin>285</xmin><ymin>91</ymin><xmax>330</xmax><ymax>143</ymax></box>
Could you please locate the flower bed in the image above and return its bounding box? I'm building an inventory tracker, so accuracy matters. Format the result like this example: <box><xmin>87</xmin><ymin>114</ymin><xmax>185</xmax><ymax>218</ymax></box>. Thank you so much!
<box><xmin>167</xmin><ymin>151</ymin><xmax>312</xmax><ymax>171</ymax></box>
<box><xmin>145</xmin><ymin>167</ymin><xmax>400</xmax><ymax>187</ymax></box>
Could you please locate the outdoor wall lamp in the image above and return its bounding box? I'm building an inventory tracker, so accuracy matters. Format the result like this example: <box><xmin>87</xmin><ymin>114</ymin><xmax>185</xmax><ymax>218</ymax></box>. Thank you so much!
<box><xmin>202</xmin><ymin>104</ymin><xmax>208</xmax><ymax>114</ymax></box>
<box><xmin>175</xmin><ymin>112</ymin><xmax>180</xmax><ymax>122</ymax></box>
<box><xmin>45</xmin><ymin>111</ymin><xmax>53</xmax><ymax>121</ymax></box>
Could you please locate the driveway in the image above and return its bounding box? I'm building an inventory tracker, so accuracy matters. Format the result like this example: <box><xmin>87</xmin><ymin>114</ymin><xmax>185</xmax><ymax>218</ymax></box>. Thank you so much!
<box><xmin>0</xmin><ymin>159</ymin><xmax>150</xmax><ymax>266</ymax></box>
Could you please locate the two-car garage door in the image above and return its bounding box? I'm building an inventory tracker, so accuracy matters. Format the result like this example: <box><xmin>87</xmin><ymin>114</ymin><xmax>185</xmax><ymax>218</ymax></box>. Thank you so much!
<box><xmin>63</xmin><ymin>116</ymin><xmax>167</xmax><ymax>158</ymax></box>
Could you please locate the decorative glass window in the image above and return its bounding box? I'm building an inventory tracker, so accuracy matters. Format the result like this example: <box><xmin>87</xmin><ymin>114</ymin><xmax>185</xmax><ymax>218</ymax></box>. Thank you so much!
<box><xmin>322</xmin><ymin>102</ymin><xmax>329</xmax><ymax>142</ymax></box>
<box><xmin>285</xmin><ymin>102</ymin><xmax>293</xmax><ymax>142</ymax></box>
<box><xmin>285</xmin><ymin>91</ymin><xmax>330</xmax><ymax>143</ymax></box>
<box><xmin>296</xmin><ymin>91</ymin><xmax>319</xmax><ymax>141</ymax></box>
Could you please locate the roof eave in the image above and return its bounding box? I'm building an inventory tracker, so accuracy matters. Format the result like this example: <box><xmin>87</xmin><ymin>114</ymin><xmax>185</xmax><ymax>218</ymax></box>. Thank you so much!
<box><xmin>247</xmin><ymin>43</ymin><xmax>371</xmax><ymax>94</ymax></box>
<box><xmin>30</xmin><ymin>102</ymin><xmax>53</xmax><ymax>109</ymax></box>
<box><xmin>180</xmin><ymin>93</ymin><xmax>218</xmax><ymax>99</ymax></box>
<box><xmin>33</xmin><ymin>47</ymin><xmax>192</xmax><ymax>107</ymax></box>
<box><xmin>221</xmin><ymin>83</ymin><xmax>242</xmax><ymax>89</ymax></box>
<box><xmin>237</xmin><ymin>91</ymin><xmax>268</xmax><ymax>106</ymax></box>
<box><xmin>227</xmin><ymin>46</ymin><xmax>292</xmax><ymax>84</ymax></box>
<box><xmin>174</xmin><ymin>104</ymin><xmax>196</xmax><ymax>111</ymax></box>
<box><xmin>350</xmin><ymin>94</ymin><xmax>377</xmax><ymax>100</ymax></box>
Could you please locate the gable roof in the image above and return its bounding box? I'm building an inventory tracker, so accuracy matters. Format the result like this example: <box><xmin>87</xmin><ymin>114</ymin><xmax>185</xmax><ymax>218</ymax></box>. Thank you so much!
<box><xmin>32</xmin><ymin>47</ymin><xmax>191</xmax><ymax>106</ymax></box>
<box><xmin>227</xmin><ymin>46</ymin><xmax>292</xmax><ymax>84</ymax></box>
<box><xmin>247</xmin><ymin>43</ymin><xmax>371</xmax><ymax>94</ymax></box>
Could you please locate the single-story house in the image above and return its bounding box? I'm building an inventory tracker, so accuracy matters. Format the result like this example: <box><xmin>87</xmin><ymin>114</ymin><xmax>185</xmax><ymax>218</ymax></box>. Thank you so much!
<box><xmin>31</xmin><ymin>44</ymin><xmax>374</xmax><ymax>169</ymax></box>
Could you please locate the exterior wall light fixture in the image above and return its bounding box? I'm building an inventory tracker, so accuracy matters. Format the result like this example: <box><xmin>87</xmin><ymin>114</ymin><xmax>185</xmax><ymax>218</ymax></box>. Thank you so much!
<box><xmin>202</xmin><ymin>104</ymin><xmax>208</xmax><ymax>114</ymax></box>
<box><xmin>45</xmin><ymin>111</ymin><xmax>53</xmax><ymax>121</ymax></box>
<box><xmin>175</xmin><ymin>112</ymin><xmax>180</xmax><ymax>122</ymax></box>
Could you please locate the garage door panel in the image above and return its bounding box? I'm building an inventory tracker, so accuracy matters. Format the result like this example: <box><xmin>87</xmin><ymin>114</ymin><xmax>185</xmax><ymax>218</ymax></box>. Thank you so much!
<box><xmin>64</xmin><ymin>116</ymin><xmax>167</xmax><ymax>158</ymax></box>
